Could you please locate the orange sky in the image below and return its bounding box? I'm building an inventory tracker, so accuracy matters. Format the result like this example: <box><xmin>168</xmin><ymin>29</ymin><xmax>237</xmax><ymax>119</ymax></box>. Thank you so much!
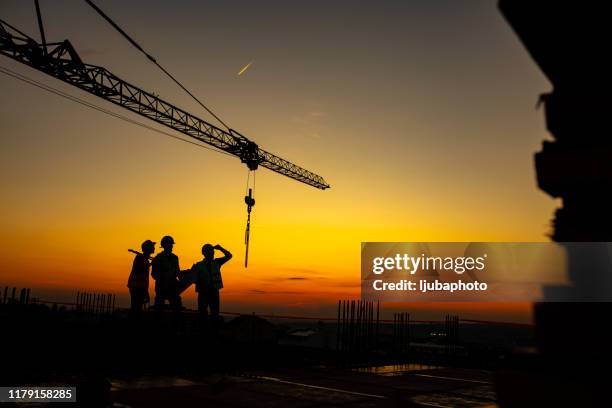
<box><xmin>0</xmin><ymin>1</ymin><xmax>553</xmax><ymax>322</ymax></box>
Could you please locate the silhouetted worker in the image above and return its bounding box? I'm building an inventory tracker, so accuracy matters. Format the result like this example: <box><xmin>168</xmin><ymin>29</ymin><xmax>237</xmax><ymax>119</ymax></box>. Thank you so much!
<box><xmin>151</xmin><ymin>235</ymin><xmax>182</xmax><ymax>309</ymax></box>
<box><xmin>127</xmin><ymin>240</ymin><xmax>155</xmax><ymax>318</ymax></box>
<box><xmin>192</xmin><ymin>244</ymin><xmax>232</xmax><ymax>325</ymax></box>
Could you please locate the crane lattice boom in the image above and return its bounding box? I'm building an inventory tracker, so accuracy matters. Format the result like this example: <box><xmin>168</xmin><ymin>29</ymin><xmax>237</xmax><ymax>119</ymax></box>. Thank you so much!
<box><xmin>0</xmin><ymin>19</ymin><xmax>330</xmax><ymax>190</ymax></box>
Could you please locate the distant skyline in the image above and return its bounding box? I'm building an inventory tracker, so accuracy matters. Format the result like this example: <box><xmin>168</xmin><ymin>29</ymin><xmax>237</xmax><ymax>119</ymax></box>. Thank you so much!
<box><xmin>0</xmin><ymin>1</ymin><xmax>552</xmax><ymax>322</ymax></box>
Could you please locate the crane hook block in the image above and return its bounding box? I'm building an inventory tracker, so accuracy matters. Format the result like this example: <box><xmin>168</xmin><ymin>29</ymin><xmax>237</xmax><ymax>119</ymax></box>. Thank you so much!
<box><xmin>241</xmin><ymin>140</ymin><xmax>260</xmax><ymax>170</ymax></box>
<box><xmin>245</xmin><ymin>188</ymin><xmax>255</xmax><ymax>212</ymax></box>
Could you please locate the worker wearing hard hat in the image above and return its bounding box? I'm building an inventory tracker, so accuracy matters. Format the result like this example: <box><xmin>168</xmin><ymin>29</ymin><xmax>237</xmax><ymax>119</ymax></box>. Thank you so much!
<box><xmin>127</xmin><ymin>239</ymin><xmax>155</xmax><ymax>317</ymax></box>
<box><xmin>151</xmin><ymin>235</ymin><xmax>182</xmax><ymax>309</ymax></box>
<box><xmin>192</xmin><ymin>243</ymin><xmax>232</xmax><ymax>326</ymax></box>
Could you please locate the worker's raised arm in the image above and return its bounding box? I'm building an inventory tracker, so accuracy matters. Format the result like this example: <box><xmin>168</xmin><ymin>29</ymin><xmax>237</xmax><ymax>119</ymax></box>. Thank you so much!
<box><xmin>214</xmin><ymin>244</ymin><xmax>232</xmax><ymax>265</ymax></box>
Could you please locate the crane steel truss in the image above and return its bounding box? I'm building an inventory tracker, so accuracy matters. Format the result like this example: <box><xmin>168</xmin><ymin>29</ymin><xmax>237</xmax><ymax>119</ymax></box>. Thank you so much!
<box><xmin>0</xmin><ymin>19</ymin><xmax>330</xmax><ymax>189</ymax></box>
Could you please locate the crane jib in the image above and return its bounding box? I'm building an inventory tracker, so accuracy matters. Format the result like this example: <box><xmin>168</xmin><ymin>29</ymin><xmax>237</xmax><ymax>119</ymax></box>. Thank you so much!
<box><xmin>0</xmin><ymin>18</ymin><xmax>330</xmax><ymax>190</ymax></box>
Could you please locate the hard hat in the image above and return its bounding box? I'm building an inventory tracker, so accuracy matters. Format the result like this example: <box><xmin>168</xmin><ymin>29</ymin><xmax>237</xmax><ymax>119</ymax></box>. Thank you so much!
<box><xmin>141</xmin><ymin>239</ymin><xmax>156</xmax><ymax>251</ymax></box>
<box><xmin>161</xmin><ymin>235</ymin><xmax>175</xmax><ymax>246</ymax></box>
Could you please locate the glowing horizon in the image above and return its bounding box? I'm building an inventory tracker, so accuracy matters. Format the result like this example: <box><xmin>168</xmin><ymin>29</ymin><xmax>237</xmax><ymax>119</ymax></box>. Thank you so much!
<box><xmin>1</xmin><ymin>0</ymin><xmax>552</xmax><ymax>323</ymax></box>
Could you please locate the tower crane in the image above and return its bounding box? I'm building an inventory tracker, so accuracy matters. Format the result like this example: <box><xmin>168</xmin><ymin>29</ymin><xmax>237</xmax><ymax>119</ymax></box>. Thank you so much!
<box><xmin>0</xmin><ymin>2</ymin><xmax>330</xmax><ymax>267</ymax></box>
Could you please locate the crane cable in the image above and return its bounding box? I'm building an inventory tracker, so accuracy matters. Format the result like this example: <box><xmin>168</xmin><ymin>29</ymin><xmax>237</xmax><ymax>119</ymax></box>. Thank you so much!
<box><xmin>244</xmin><ymin>170</ymin><xmax>256</xmax><ymax>268</ymax></box>
<box><xmin>83</xmin><ymin>0</ymin><xmax>232</xmax><ymax>132</ymax></box>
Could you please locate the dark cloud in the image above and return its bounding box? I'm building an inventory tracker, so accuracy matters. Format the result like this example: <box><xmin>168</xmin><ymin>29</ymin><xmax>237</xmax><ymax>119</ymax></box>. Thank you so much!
<box><xmin>258</xmin><ymin>275</ymin><xmax>319</xmax><ymax>282</ymax></box>
<box><xmin>277</xmin><ymin>267</ymin><xmax>323</xmax><ymax>276</ymax></box>
<box><xmin>247</xmin><ymin>289</ymin><xmax>304</xmax><ymax>295</ymax></box>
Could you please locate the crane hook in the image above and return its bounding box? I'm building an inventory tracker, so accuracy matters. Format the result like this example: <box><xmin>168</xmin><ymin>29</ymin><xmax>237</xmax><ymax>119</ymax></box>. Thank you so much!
<box><xmin>244</xmin><ymin>187</ymin><xmax>255</xmax><ymax>267</ymax></box>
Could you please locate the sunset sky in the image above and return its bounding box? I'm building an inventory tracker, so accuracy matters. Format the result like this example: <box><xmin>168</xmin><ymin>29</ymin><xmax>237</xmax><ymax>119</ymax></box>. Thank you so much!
<box><xmin>0</xmin><ymin>1</ymin><xmax>553</xmax><ymax>322</ymax></box>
